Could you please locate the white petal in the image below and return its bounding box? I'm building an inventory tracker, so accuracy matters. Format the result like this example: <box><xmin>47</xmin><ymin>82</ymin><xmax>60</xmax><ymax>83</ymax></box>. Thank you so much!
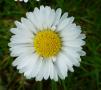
<box><xmin>10</xmin><ymin>28</ymin><xmax>19</xmax><ymax>34</ymax></box>
<box><xmin>62</xmin><ymin>48</ymin><xmax>80</xmax><ymax>67</ymax></box>
<box><xmin>24</xmin><ymin>56</ymin><xmax>40</xmax><ymax>78</ymax></box>
<box><xmin>30</xmin><ymin>57</ymin><xmax>43</xmax><ymax>78</ymax></box>
<box><xmin>26</xmin><ymin>12</ymin><xmax>39</xmax><ymax>29</ymax></box>
<box><xmin>43</xmin><ymin>59</ymin><xmax>51</xmax><ymax>80</ymax></box>
<box><xmin>35</xmin><ymin>59</ymin><xmax>47</xmax><ymax>81</ymax></box>
<box><xmin>33</xmin><ymin>7</ymin><xmax>44</xmax><ymax>29</ymax></box>
<box><xmin>49</xmin><ymin>9</ymin><xmax>56</xmax><ymax>27</ymax></box>
<box><xmin>15</xmin><ymin>21</ymin><xmax>27</xmax><ymax>31</ymax></box>
<box><xmin>62</xmin><ymin>46</ymin><xmax>81</xmax><ymax>58</ymax></box>
<box><xmin>14</xmin><ymin>21</ymin><xmax>35</xmax><ymax>37</ymax></box>
<box><xmin>77</xmin><ymin>34</ymin><xmax>86</xmax><ymax>39</ymax></box>
<box><xmin>59</xmin><ymin>12</ymin><xmax>68</xmax><ymax>23</ymax></box>
<box><xmin>53</xmin><ymin>8</ymin><xmax>62</xmax><ymax>26</ymax></box>
<box><xmin>49</xmin><ymin>60</ymin><xmax>54</xmax><ymax>79</ymax></box>
<box><xmin>19</xmin><ymin>54</ymin><xmax>38</xmax><ymax>75</ymax></box>
<box><xmin>12</xmin><ymin>53</ymin><xmax>35</xmax><ymax>68</ymax></box>
<box><xmin>10</xmin><ymin>27</ymin><xmax>34</xmax><ymax>39</ymax></box>
<box><xmin>53</xmin><ymin>66</ymin><xmax>58</xmax><ymax>81</ymax></box>
<box><xmin>38</xmin><ymin>6</ymin><xmax>55</xmax><ymax>29</ymax></box>
<box><xmin>78</xmin><ymin>50</ymin><xmax>86</xmax><ymax>56</ymax></box>
<box><xmin>9</xmin><ymin>45</ymin><xmax>34</xmax><ymax>57</ymax></box>
<box><xmin>63</xmin><ymin>39</ymin><xmax>85</xmax><ymax>47</ymax></box>
<box><xmin>8</xmin><ymin>42</ymin><xmax>33</xmax><ymax>47</ymax></box>
<box><xmin>60</xmin><ymin>25</ymin><xmax>81</xmax><ymax>41</ymax></box>
<box><xmin>57</xmin><ymin>17</ymin><xmax>74</xmax><ymax>31</ymax></box>
<box><xmin>57</xmin><ymin>53</ymin><xmax>74</xmax><ymax>72</ymax></box>
<box><xmin>55</xmin><ymin>55</ymin><xmax>68</xmax><ymax>79</ymax></box>
<box><xmin>40</xmin><ymin>6</ymin><xmax>52</xmax><ymax>28</ymax></box>
<box><xmin>21</xmin><ymin>17</ymin><xmax>37</xmax><ymax>33</ymax></box>
<box><xmin>10</xmin><ymin>35</ymin><xmax>33</xmax><ymax>44</ymax></box>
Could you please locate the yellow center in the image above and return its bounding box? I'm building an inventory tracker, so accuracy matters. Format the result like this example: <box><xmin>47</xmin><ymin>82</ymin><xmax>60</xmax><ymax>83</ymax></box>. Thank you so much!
<box><xmin>34</xmin><ymin>29</ymin><xmax>62</xmax><ymax>58</ymax></box>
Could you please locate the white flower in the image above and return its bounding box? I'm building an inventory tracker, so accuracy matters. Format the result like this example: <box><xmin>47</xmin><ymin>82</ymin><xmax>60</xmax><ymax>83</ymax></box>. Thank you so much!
<box><xmin>9</xmin><ymin>6</ymin><xmax>86</xmax><ymax>81</ymax></box>
<box><xmin>15</xmin><ymin>0</ymin><xmax>40</xmax><ymax>3</ymax></box>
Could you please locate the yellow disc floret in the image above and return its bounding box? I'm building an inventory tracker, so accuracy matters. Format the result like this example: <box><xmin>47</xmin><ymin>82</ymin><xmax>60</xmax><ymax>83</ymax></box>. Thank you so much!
<box><xmin>34</xmin><ymin>29</ymin><xmax>62</xmax><ymax>58</ymax></box>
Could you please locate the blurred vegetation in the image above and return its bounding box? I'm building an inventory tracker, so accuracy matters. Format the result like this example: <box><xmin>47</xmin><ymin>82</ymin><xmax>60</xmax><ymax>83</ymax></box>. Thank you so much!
<box><xmin>0</xmin><ymin>0</ymin><xmax>101</xmax><ymax>90</ymax></box>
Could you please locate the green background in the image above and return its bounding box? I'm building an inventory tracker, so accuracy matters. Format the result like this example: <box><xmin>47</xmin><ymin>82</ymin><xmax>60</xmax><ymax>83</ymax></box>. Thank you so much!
<box><xmin>0</xmin><ymin>0</ymin><xmax>101</xmax><ymax>90</ymax></box>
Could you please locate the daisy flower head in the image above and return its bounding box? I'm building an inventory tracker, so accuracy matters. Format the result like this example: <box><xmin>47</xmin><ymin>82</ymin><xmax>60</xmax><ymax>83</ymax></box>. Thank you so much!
<box><xmin>9</xmin><ymin>6</ymin><xmax>86</xmax><ymax>81</ymax></box>
<box><xmin>15</xmin><ymin>0</ymin><xmax>40</xmax><ymax>3</ymax></box>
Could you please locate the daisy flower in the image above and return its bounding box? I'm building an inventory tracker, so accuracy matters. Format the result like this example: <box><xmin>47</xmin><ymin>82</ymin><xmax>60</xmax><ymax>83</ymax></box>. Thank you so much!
<box><xmin>9</xmin><ymin>6</ymin><xmax>86</xmax><ymax>81</ymax></box>
<box><xmin>15</xmin><ymin>0</ymin><xmax>40</xmax><ymax>3</ymax></box>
